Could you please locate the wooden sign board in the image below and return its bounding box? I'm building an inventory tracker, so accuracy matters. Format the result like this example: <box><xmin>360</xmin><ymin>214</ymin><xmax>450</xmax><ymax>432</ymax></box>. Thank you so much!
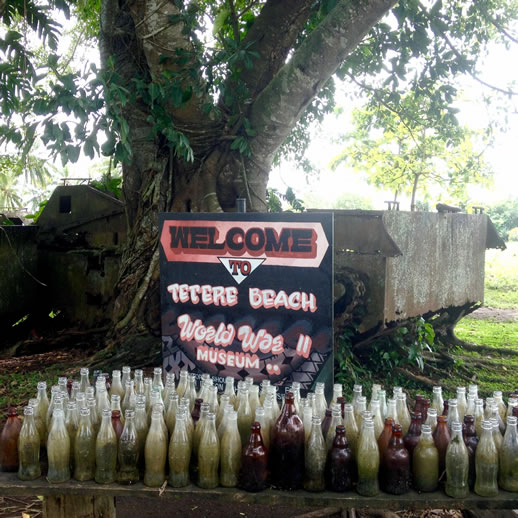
<box><xmin>159</xmin><ymin>212</ymin><xmax>333</xmax><ymax>396</ymax></box>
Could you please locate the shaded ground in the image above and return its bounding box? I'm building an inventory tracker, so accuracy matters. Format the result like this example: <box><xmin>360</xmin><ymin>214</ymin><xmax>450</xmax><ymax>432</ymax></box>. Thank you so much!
<box><xmin>469</xmin><ymin>306</ymin><xmax>518</xmax><ymax>322</ymax></box>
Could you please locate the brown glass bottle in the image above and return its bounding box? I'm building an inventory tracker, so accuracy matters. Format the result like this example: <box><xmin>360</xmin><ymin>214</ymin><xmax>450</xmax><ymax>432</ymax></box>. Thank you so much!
<box><xmin>382</xmin><ymin>424</ymin><xmax>411</xmax><ymax>495</ymax></box>
<box><xmin>442</xmin><ymin>400</ymin><xmax>449</xmax><ymax>416</ymax></box>
<box><xmin>414</xmin><ymin>396</ymin><xmax>425</xmax><ymax>422</ymax></box>
<box><xmin>270</xmin><ymin>392</ymin><xmax>304</xmax><ymax>490</ymax></box>
<box><xmin>463</xmin><ymin>415</ymin><xmax>478</xmax><ymax>488</ymax></box>
<box><xmin>0</xmin><ymin>408</ymin><xmax>22</xmax><ymax>472</ymax></box>
<box><xmin>378</xmin><ymin>418</ymin><xmax>394</xmax><ymax>461</ymax></box>
<box><xmin>403</xmin><ymin>412</ymin><xmax>422</xmax><ymax>459</ymax></box>
<box><xmin>111</xmin><ymin>410</ymin><xmax>124</xmax><ymax>440</ymax></box>
<box><xmin>239</xmin><ymin>422</ymin><xmax>268</xmax><ymax>492</ymax></box>
<box><xmin>433</xmin><ymin>415</ymin><xmax>451</xmax><ymax>475</ymax></box>
<box><xmin>325</xmin><ymin>425</ymin><xmax>355</xmax><ymax>492</ymax></box>
<box><xmin>337</xmin><ymin>397</ymin><xmax>346</xmax><ymax>419</ymax></box>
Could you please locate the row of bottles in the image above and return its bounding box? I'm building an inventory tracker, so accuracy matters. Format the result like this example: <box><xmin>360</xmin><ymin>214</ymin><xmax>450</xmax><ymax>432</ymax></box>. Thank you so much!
<box><xmin>1</xmin><ymin>369</ymin><xmax>518</xmax><ymax>496</ymax></box>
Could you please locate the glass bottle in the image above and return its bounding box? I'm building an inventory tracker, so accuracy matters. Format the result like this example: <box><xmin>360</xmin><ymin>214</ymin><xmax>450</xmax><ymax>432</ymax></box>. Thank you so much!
<box><xmin>248</xmin><ymin>385</ymin><xmax>260</xmax><ymax>417</ymax></box>
<box><xmin>343</xmin><ymin>403</ymin><xmax>359</xmax><ymax>456</ymax></box>
<box><xmin>143</xmin><ymin>377</ymin><xmax>152</xmax><ymax>410</ymax></box>
<box><xmin>414</xmin><ymin>395</ymin><xmax>425</xmax><ymax>422</ymax></box>
<box><xmin>118</xmin><ymin>409</ymin><xmax>139</xmax><ymax>484</ymax></box>
<box><xmin>185</xmin><ymin>374</ymin><xmax>197</xmax><ymax>413</ymax></box>
<box><xmin>267</xmin><ymin>386</ymin><xmax>280</xmax><ymax>420</ymax></box>
<box><xmin>498</xmin><ymin>416</ymin><xmax>518</xmax><ymax>492</ymax></box>
<box><xmin>36</xmin><ymin>382</ymin><xmax>49</xmax><ymax>442</ymax></box>
<box><xmin>321</xmin><ymin>408</ymin><xmax>333</xmax><ymax>439</ymax></box>
<box><xmin>134</xmin><ymin>369</ymin><xmax>145</xmax><ymax>396</ymax></box>
<box><xmin>490</xmin><ymin>417</ymin><xmax>503</xmax><ymax>453</ymax></box>
<box><xmin>447</xmin><ymin>399</ymin><xmax>460</xmax><ymax>433</ymax></box>
<box><xmin>87</xmin><ymin>397</ymin><xmax>99</xmax><ymax>432</ymax></box>
<box><xmin>493</xmin><ymin>391</ymin><xmax>507</xmax><ymax>423</ymax></box>
<box><xmin>432</xmin><ymin>386</ymin><xmax>444</xmax><ymax>415</ymax></box>
<box><xmin>314</xmin><ymin>383</ymin><xmax>327</xmax><ymax>420</ymax></box>
<box><xmin>28</xmin><ymin>398</ymin><xmax>45</xmax><ymax>451</ymax></box>
<box><xmin>65</xmin><ymin>401</ymin><xmax>79</xmax><ymax>470</ymax></box>
<box><xmin>356</xmin><ymin>418</ymin><xmax>380</xmax><ymax>496</ymax></box>
<box><xmin>239</xmin><ymin>421</ymin><xmax>268</xmax><ymax>492</ymax></box>
<box><xmin>79</xmin><ymin>367</ymin><xmax>90</xmax><ymax>394</ymax></box>
<box><xmin>352</xmin><ymin>384</ymin><xmax>362</xmax><ymax>415</ymax></box>
<box><xmin>270</xmin><ymin>392</ymin><xmax>305</xmax><ymax>490</ymax></box>
<box><xmin>95</xmin><ymin>408</ymin><xmax>117</xmax><ymax>484</ymax></box>
<box><xmin>237</xmin><ymin>387</ymin><xmax>253</xmax><ymax>446</ymax></box>
<box><xmin>475</xmin><ymin>420</ymin><xmax>499</xmax><ymax>497</ymax></box>
<box><xmin>168</xmin><ymin>409</ymin><xmax>191</xmax><ymax>487</ymax></box>
<box><xmin>456</xmin><ymin>387</ymin><xmax>467</xmax><ymax>421</ymax></box>
<box><xmin>370</xmin><ymin>399</ymin><xmax>384</xmax><ymax>439</ymax></box>
<box><xmin>304</xmin><ymin>415</ymin><xmax>326</xmax><ymax>492</ymax></box>
<box><xmin>17</xmin><ymin>406</ymin><xmax>41</xmax><ymax>481</ymax></box>
<box><xmin>223</xmin><ymin>376</ymin><xmax>236</xmax><ymax>408</ymax></box>
<box><xmin>489</xmin><ymin>404</ymin><xmax>505</xmax><ymax>436</ymax></box>
<box><xmin>325</xmin><ymin>406</ymin><xmax>344</xmax><ymax>451</ymax></box>
<box><xmin>197</xmin><ymin>412</ymin><xmax>219</xmax><ymax>489</ymax></box>
<box><xmin>144</xmin><ymin>409</ymin><xmax>167</xmax><ymax>487</ymax></box>
<box><xmin>403</xmin><ymin>412</ymin><xmax>422</xmax><ymax>459</ymax></box>
<box><xmin>192</xmin><ymin>398</ymin><xmax>203</xmax><ymax>427</ymax></box>
<box><xmin>176</xmin><ymin>370</ymin><xmax>188</xmax><ymax>398</ymax></box>
<box><xmin>303</xmin><ymin>406</ymin><xmax>314</xmax><ymax>444</ymax></box>
<box><xmin>382</xmin><ymin>424</ymin><xmax>410</xmax><ymax>495</ymax></box>
<box><xmin>425</xmin><ymin>408</ymin><xmax>438</xmax><ymax>432</ymax></box>
<box><xmin>412</xmin><ymin>424</ymin><xmax>438</xmax><ymax>492</ymax></box>
<box><xmin>386</xmin><ymin>398</ymin><xmax>399</xmax><ymax>425</ymax></box>
<box><xmin>0</xmin><ymin>407</ymin><xmax>22</xmax><ymax>472</ymax></box>
<box><xmin>121</xmin><ymin>366</ymin><xmax>131</xmax><ymax>391</ymax></box>
<box><xmin>378</xmin><ymin>417</ymin><xmax>394</xmax><ymax>469</ymax></box>
<box><xmin>355</xmin><ymin>396</ymin><xmax>367</xmax><ymax>430</ymax></box>
<box><xmin>331</xmin><ymin>384</ymin><xmax>343</xmax><ymax>407</ymax></box>
<box><xmin>468</xmin><ymin>384</ymin><xmax>479</xmax><ymax>401</ymax></box>
<box><xmin>207</xmin><ymin>385</ymin><xmax>219</xmax><ymax>415</ymax></box>
<box><xmin>396</xmin><ymin>393</ymin><xmax>411</xmax><ymax>435</ymax></box>
<box><xmin>445</xmin><ymin>422</ymin><xmax>469</xmax><ymax>497</ymax></box>
<box><xmin>433</xmin><ymin>415</ymin><xmax>451</xmax><ymax>475</ymax></box>
<box><xmin>484</xmin><ymin>398</ymin><xmax>495</xmax><ymax>420</ymax></box>
<box><xmin>325</xmin><ymin>425</ymin><xmax>355</xmax><ymax>492</ymax></box>
<box><xmin>165</xmin><ymin>393</ymin><xmax>179</xmax><ymax>436</ymax></box>
<box><xmin>217</xmin><ymin>403</ymin><xmax>233</xmax><ymax>441</ymax></box>
<box><xmin>47</xmin><ymin>408</ymin><xmax>70</xmax><ymax>483</ymax></box>
<box><xmin>74</xmin><ymin>408</ymin><xmax>95</xmax><ymax>481</ymax></box>
<box><xmin>110</xmin><ymin>370</ymin><xmax>124</xmax><ymax>400</ymax></box>
<box><xmin>96</xmin><ymin>385</ymin><xmax>111</xmax><ymax>416</ymax></box>
<box><xmin>122</xmin><ymin>380</ymin><xmax>135</xmax><ymax>414</ymax></box>
<box><xmin>378</xmin><ymin>390</ymin><xmax>388</xmax><ymax>420</ymax></box>
<box><xmin>220</xmin><ymin>410</ymin><xmax>241</xmax><ymax>487</ymax></box>
<box><xmin>254</xmin><ymin>407</ymin><xmax>270</xmax><ymax>450</ymax></box>
<box><xmin>507</xmin><ymin>398</ymin><xmax>518</xmax><ymax>418</ymax></box>
<box><xmin>466</xmin><ymin>394</ymin><xmax>476</xmax><ymax>419</ymax></box>
<box><xmin>111</xmin><ymin>410</ymin><xmax>124</xmax><ymax>440</ymax></box>
<box><xmin>46</xmin><ymin>386</ymin><xmax>60</xmax><ymax>432</ymax></box>
<box><xmin>216</xmin><ymin>394</ymin><xmax>229</xmax><ymax>428</ymax></box>
<box><xmin>463</xmin><ymin>414</ymin><xmax>479</xmax><ymax>488</ymax></box>
<box><xmin>474</xmin><ymin>398</ymin><xmax>485</xmax><ymax>437</ymax></box>
<box><xmin>152</xmin><ymin>367</ymin><xmax>164</xmax><ymax>395</ymax></box>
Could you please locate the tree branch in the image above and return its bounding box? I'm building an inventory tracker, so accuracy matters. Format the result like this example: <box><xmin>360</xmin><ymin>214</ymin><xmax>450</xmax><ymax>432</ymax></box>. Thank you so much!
<box><xmin>246</xmin><ymin>0</ymin><xmax>397</xmax><ymax>177</ymax></box>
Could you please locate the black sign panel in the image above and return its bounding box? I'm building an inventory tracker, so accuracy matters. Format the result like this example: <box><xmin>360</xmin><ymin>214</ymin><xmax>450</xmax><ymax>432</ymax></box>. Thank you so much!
<box><xmin>159</xmin><ymin>212</ymin><xmax>333</xmax><ymax>395</ymax></box>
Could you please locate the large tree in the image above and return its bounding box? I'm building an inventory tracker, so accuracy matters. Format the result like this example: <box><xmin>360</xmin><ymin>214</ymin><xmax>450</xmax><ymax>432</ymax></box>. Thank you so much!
<box><xmin>2</xmin><ymin>0</ymin><xmax>518</xmax><ymax>359</ymax></box>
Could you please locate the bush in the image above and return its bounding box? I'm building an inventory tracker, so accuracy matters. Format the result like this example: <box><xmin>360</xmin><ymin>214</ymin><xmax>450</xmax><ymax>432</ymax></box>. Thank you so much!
<box><xmin>509</xmin><ymin>227</ymin><xmax>518</xmax><ymax>242</ymax></box>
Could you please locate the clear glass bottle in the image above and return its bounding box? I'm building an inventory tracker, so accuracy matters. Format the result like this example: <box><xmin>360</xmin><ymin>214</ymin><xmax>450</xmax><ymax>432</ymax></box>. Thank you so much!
<box><xmin>314</xmin><ymin>383</ymin><xmax>327</xmax><ymax>420</ymax></box>
<box><xmin>386</xmin><ymin>398</ymin><xmax>399</xmax><ymax>425</ymax></box>
<box><xmin>325</xmin><ymin>425</ymin><xmax>355</xmax><ymax>492</ymax></box>
<box><xmin>87</xmin><ymin>397</ymin><xmax>99</xmax><ymax>432</ymax></box>
<box><xmin>355</xmin><ymin>396</ymin><xmax>367</xmax><ymax>430</ymax></box>
<box><xmin>249</xmin><ymin>385</ymin><xmax>260</xmax><ymax>417</ymax></box>
<box><xmin>446</xmin><ymin>398</ymin><xmax>460</xmax><ymax>433</ymax></box>
<box><xmin>176</xmin><ymin>370</ymin><xmax>188</xmax><ymax>398</ymax></box>
<box><xmin>425</xmin><ymin>408</ymin><xmax>438</xmax><ymax>432</ymax></box>
<box><xmin>122</xmin><ymin>380</ymin><xmax>135</xmax><ymax>414</ymax></box>
<box><xmin>412</xmin><ymin>424</ymin><xmax>438</xmax><ymax>492</ymax></box>
<box><xmin>144</xmin><ymin>408</ymin><xmax>167</xmax><ymax>487</ymax></box>
<box><xmin>331</xmin><ymin>384</ymin><xmax>343</xmax><ymax>407</ymax></box>
<box><xmin>36</xmin><ymin>382</ymin><xmax>49</xmax><ymax>442</ymax></box>
<box><xmin>432</xmin><ymin>386</ymin><xmax>444</xmax><ymax>415</ymax></box>
<box><xmin>304</xmin><ymin>415</ymin><xmax>326</xmax><ymax>492</ymax></box>
<box><xmin>65</xmin><ymin>401</ymin><xmax>79</xmax><ymax>470</ymax></box>
<box><xmin>356</xmin><ymin>418</ymin><xmax>380</xmax><ymax>496</ymax></box>
<box><xmin>121</xmin><ymin>366</ymin><xmax>131</xmax><ymax>391</ymax></box>
<box><xmin>95</xmin><ymin>408</ymin><xmax>117</xmax><ymax>484</ymax></box>
<box><xmin>143</xmin><ymin>377</ymin><xmax>152</xmax><ymax>410</ymax></box>
<box><xmin>382</xmin><ymin>423</ymin><xmax>410</xmax><ymax>495</ymax></box>
<box><xmin>468</xmin><ymin>384</ymin><xmax>479</xmax><ymax>401</ymax></box>
<box><xmin>74</xmin><ymin>407</ymin><xmax>95</xmax><ymax>481</ymax></box>
<box><xmin>216</xmin><ymin>394</ymin><xmax>229</xmax><ymax>428</ymax></box>
<box><xmin>474</xmin><ymin>420</ymin><xmax>499</xmax><ymax>497</ymax></box>
<box><xmin>207</xmin><ymin>385</ymin><xmax>219</xmax><ymax>415</ymax></box>
<box><xmin>326</xmin><ymin>406</ymin><xmax>344</xmax><ymax>451</ymax></box>
<box><xmin>197</xmin><ymin>412</ymin><xmax>219</xmax><ymax>489</ymax></box>
<box><xmin>303</xmin><ymin>405</ymin><xmax>313</xmax><ymax>444</ymax></box>
<box><xmin>498</xmin><ymin>416</ymin><xmax>518</xmax><ymax>492</ymax></box>
<box><xmin>474</xmin><ymin>398</ymin><xmax>485</xmax><ymax>437</ymax></box>
<box><xmin>254</xmin><ymin>407</ymin><xmax>270</xmax><ymax>450</ymax></box>
<box><xmin>45</xmin><ymin>386</ymin><xmax>60</xmax><ymax>432</ymax></box>
<box><xmin>134</xmin><ymin>401</ymin><xmax>148</xmax><ymax>474</ymax></box>
<box><xmin>493</xmin><ymin>391</ymin><xmax>507</xmax><ymax>423</ymax></box>
<box><xmin>17</xmin><ymin>406</ymin><xmax>41</xmax><ymax>481</ymax></box>
<box><xmin>370</xmin><ymin>399</ymin><xmax>384</xmax><ymax>439</ymax></box>
<box><xmin>378</xmin><ymin>389</ymin><xmax>388</xmax><ymax>420</ymax></box>
<box><xmin>134</xmin><ymin>369</ymin><xmax>145</xmax><ymax>396</ymax></box>
<box><xmin>396</xmin><ymin>393</ymin><xmax>411</xmax><ymax>436</ymax></box>
<box><xmin>270</xmin><ymin>392</ymin><xmax>305</xmax><ymax>490</ymax></box>
<box><xmin>118</xmin><ymin>409</ymin><xmax>139</xmax><ymax>484</ymax></box>
<box><xmin>110</xmin><ymin>370</ymin><xmax>125</xmax><ymax>400</ymax></box>
<box><xmin>47</xmin><ymin>408</ymin><xmax>70</xmax><ymax>483</ymax></box>
<box><xmin>239</xmin><ymin>421</ymin><xmax>268</xmax><ymax>492</ymax></box>
<box><xmin>79</xmin><ymin>367</ymin><xmax>90</xmax><ymax>394</ymax></box>
<box><xmin>456</xmin><ymin>387</ymin><xmax>467</xmax><ymax>421</ymax></box>
<box><xmin>28</xmin><ymin>398</ymin><xmax>45</xmax><ymax>451</ymax></box>
<box><xmin>352</xmin><ymin>384</ymin><xmax>362</xmax><ymax>413</ymax></box>
<box><xmin>445</xmin><ymin>422</ymin><xmax>469</xmax><ymax>498</ymax></box>
<box><xmin>237</xmin><ymin>387</ymin><xmax>253</xmax><ymax>446</ymax></box>
<box><xmin>220</xmin><ymin>410</ymin><xmax>241</xmax><ymax>487</ymax></box>
<box><xmin>466</xmin><ymin>394</ymin><xmax>476</xmax><ymax>419</ymax></box>
<box><xmin>489</xmin><ymin>404</ymin><xmax>505</xmax><ymax>436</ymax></box>
<box><xmin>165</xmin><ymin>392</ymin><xmax>179</xmax><ymax>436</ymax></box>
<box><xmin>168</xmin><ymin>408</ymin><xmax>191</xmax><ymax>487</ymax></box>
<box><xmin>152</xmin><ymin>367</ymin><xmax>164</xmax><ymax>395</ymax></box>
<box><xmin>343</xmin><ymin>403</ymin><xmax>359</xmax><ymax>456</ymax></box>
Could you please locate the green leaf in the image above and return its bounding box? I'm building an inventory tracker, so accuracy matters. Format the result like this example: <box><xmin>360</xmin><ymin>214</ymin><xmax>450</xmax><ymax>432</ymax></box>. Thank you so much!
<box><xmin>213</xmin><ymin>7</ymin><xmax>230</xmax><ymax>36</ymax></box>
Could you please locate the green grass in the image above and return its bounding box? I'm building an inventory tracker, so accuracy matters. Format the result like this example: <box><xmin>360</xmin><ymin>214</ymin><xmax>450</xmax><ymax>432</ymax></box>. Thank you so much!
<box><xmin>484</xmin><ymin>241</ymin><xmax>518</xmax><ymax>309</ymax></box>
<box><xmin>455</xmin><ymin>318</ymin><xmax>518</xmax><ymax>349</ymax></box>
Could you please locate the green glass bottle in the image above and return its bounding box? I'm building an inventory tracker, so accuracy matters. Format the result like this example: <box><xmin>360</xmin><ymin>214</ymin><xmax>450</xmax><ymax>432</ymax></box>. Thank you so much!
<box><xmin>144</xmin><ymin>408</ymin><xmax>167</xmax><ymax>487</ymax></box>
<box><xmin>412</xmin><ymin>424</ymin><xmax>438</xmax><ymax>492</ymax></box>
<box><xmin>47</xmin><ymin>408</ymin><xmax>70</xmax><ymax>483</ymax></box>
<box><xmin>168</xmin><ymin>408</ymin><xmax>191</xmax><ymax>487</ymax></box>
<box><xmin>304</xmin><ymin>415</ymin><xmax>326</xmax><ymax>492</ymax></box>
<box><xmin>220</xmin><ymin>410</ymin><xmax>241</xmax><ymax>487</ymax></box>
<box><xmin>197</xmin><ymin>412</ymin><xmax>220</xmax><ymax>489</ymax></box>
<box><xmin>498</xmin><ymin>416</ymin><xmax>518</xmax><ymax>492</ymax></box>
<box><xmin>118</xmin><ymin>409</ymin><xmax>139</xmax><ymax>484</ymax></box>
<box><xmin>356</xmin><ymin>418</ymin><xmax>380</xmax><ymax>496</ymax></box>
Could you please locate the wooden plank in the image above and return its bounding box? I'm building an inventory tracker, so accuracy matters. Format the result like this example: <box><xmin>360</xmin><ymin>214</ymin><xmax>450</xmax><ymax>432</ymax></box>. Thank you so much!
<box><xmin>43</xmin><ymin>495</ymin><xmax>116</xmax><ymax>518</ymax></box>
<box><xmin>0</xmin><ymin>473</ymin><xmax>517</xmax><ymax>511</ymax></box>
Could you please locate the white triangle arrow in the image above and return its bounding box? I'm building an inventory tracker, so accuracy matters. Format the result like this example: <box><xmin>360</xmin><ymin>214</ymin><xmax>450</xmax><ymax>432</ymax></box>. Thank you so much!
<box><xmin>218</xmin><ymin>257</ymin><xmax>265</xmax><ymax>284</ymax></box>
